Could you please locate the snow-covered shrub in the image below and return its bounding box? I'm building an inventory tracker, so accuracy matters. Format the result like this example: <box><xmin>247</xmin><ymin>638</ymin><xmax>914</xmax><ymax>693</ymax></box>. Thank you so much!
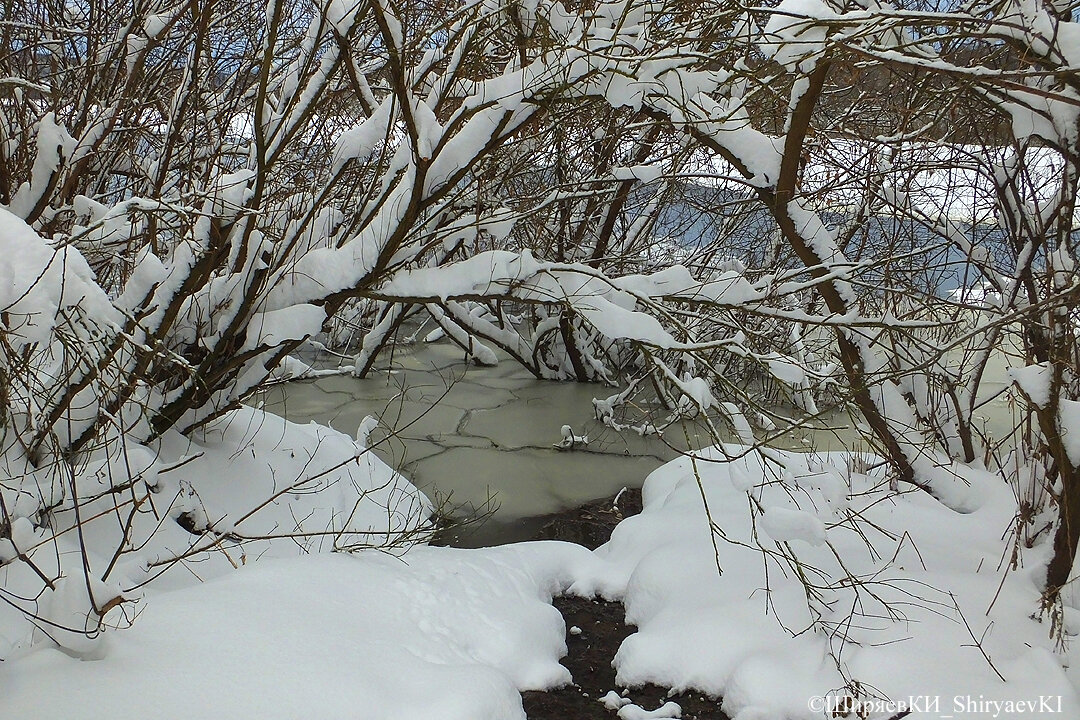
<box><xmin>0</xmin><ymin>209</ymin><xmax>430</xmax><ymax>656</ymax></box>
<box><xmin>0</xmin><ymin>0</ymin><xmax>822</xmax><ymax>655</ymax></box>
<box><xmin>3</xmin><ymin>0</ymin><xmax>1079</xmax><ymax>669</ymax></box>
<box><xmin>623</xmin><ymin>0</ymin><xmax>1080</xmax><ymax>617</ymax></box>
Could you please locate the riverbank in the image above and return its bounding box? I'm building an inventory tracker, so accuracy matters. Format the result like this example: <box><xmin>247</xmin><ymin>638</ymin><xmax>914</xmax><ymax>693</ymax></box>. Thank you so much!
<box><xmin>3</xmin><ymin>411</ymin><xmax>1074</xmax><ymax>719</ymax></box>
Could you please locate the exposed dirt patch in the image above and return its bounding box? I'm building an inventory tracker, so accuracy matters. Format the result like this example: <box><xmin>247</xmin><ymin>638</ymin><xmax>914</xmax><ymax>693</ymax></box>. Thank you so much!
<box><xmin>521</xmin><ymin>595</ymin><xmax>730</xmax><ymax>720</ymax></box>
<box><xmin>530</xmin><ymin>487</ymin><xmax>643</xmax><ymax>550</ymax></box>
<box><xmin>521</xmin><ymin>490</ymin><xmax>730</xmax><ymax>720</ymax></box>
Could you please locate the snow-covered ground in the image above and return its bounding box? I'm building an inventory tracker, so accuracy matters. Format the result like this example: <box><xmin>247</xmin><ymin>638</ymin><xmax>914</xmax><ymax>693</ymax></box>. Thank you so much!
<box><xmin>3</xmin><ymin>544</ymin><xmax>597</xmax><ymax>720</ymax></box>
<box><xmin>0</xmin><ymin>405</ymin><xmax>427</xmax><ymax>658</ymax></box>
<box><xmin>3</xmin><ymin>412</ymin><xmax>1077</xmax><ymax>719</ymax></box>
<box><xmin>581</xmin><ymin>448</ymin><xmax>1078</xmax><ymax>719</ymax></box>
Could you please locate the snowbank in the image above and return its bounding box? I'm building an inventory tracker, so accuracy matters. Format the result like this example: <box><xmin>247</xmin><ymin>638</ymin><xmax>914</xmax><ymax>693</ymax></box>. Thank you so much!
<box><xmin>0</xmin><ymin>406</ymin><xmax>430</xmax><ymax>656</ymax></box>
<box><xmin>3</xmin><ymin>442</ymin><xmax>1078</xmax><ymax>720</ymax></box>
<box><xmin>575</xmin><ymin>447</ymin><xmax>1079</xmax><ymax>719</ymax></box>
<box><xmin>1</xmin><ymin>544</ymin><xmax>598</xmax><ymax>720</ymax></box>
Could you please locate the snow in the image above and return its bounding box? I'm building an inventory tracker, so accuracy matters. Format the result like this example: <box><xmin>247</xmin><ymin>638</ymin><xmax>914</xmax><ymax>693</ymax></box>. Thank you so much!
<box><xmin>949</xmin><ymin>280</ymin><xmax>1002</xmax><ymax>307</ymax></box>
<box><xmin>761</xmin><ymin>0</ymin><xmax>836</xmax><ymax>70</ymax></box>
<box><xmin>0</xmin><ymin>206</ymin><xmax>118</xmax><ymax>347</ymax></box>
<box><xmin>1059</xmin><ymin>400</ymin><xmax>1080</xmax><ymax>466</ymax></box>
<box><xmin>0</xmin><ymin>403</ymin><xmax>431</xmax><ymax>658</ymax></box>
<box><xmin>6</xmin><ymin>441</ymin><xmax>1077</xmax><ymax>719</ymax></box>
<box><xmin>372</xmin><ymin>251</ymin><xmax>696</xmax><ymax>348</ymax></box>
<box><xmin>758</xmin><ymin>506</ymin><xmax>826</xmax><ymax>546</ymax></box>
<box><xmin>143</xmin><ymin>13</ymin><xmax>170</xmax><ymax>39</ymax></box>
<box><xmin>5</xmin><ymin>113</ymin><xmax>75</xmax><ymax>220</ymax></box>
<box><xmin>555</xmin><ymin>424</ymin><xmax>589</xmax><ymax>449</ymax></box>
<box><xmin>573</xmin><ymin>293</ymin><xmax>676</xmax><ymax>348</ymax></box>
<box><xmin>1009</xmin><ymin>363</ymin><xmax>1052</xmax><ymax>408</ymax></box>
<box><xmin>1</xmin><ymin>544</ymin><xmax>599</xmax><ymax>720</ymax></box>
<box><xmin>611</xmin><ymin>164</ymin><xmax>664</xmax><ymax>183</ymax></box>
<box><xmin>1002</xmin><ymin>96</ymin><xmax>1080</xmax><ymax>145</ymax></box>
<box><xmin>762</xmin><ymin>355</ymin><xmax>806</xmax><ymax>386</ymax></box>
<box><xmin>574</xmin><ymin>446</ymin><xmax>1078</xmax><ymax>719</ymax></box>
<box><xmin>685</xmin><ymin>97</ymin><xmax>783</xmax><ymax>186</ymax></box>
<box><xmin>618</xmin><ymin>701</ymin><xmax>682</xmax><ymax>719</ymax></box>
<box><xmin>149</xmin><ymin>405</ymin><xmax>430</xmax><ymax>565</ymax></box>
<box><xmin>333</xmin><ymin>99</ymin><xmax>393</xmax><ymax>171</ymax></box>
<box><xmin>601</xmin><ymin>690</ymin><xmax>633</xmax><ymax>709</ymax></box>
<box><xmin>244</xmin><ymin>304</ymin><xmax>327</xmax><ymax>350</ymax></box>
<box><xmin>691</xmin><ymin>138</ymin><xmax>1079</xmax><ymax>230</ymax></box>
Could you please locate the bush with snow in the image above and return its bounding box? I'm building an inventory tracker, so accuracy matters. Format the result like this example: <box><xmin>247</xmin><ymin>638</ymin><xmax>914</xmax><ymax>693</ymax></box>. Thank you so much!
<box><xmin>2</xmin><ymin>0</ymin><xmax>1080</xmax><ymax>713</ymax></box>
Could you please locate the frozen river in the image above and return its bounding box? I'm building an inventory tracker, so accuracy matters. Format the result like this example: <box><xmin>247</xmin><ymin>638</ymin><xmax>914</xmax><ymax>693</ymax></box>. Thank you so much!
<box><xmin>258</xmin><ymin>340</ymin><xmax>870</xmax><ymax>546</ymax></box>
<box><xmin>260</xmin><ymin>322</ymin><xmax>1018</xmax><ymax>546</ymax></box>
<box><xmin>260</xmin><ymin>335</ymin><xmax>1019</xmax><ymax>545</ymax></box>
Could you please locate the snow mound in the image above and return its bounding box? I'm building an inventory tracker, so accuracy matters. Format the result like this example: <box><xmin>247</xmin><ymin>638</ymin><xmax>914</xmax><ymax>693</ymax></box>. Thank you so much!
<box><xmin>1</xmin><ymin>543</ymin><xmax>599</xmax><ymax>720</ymax></box>
<box><xmin>0</xmin><ymin>405</ymin><xmax>432</xmax><ymax>656</ymax></box>
<box><xmin>4</xmin><ymin>441</ymin><xmax>1077</xmax><ymax>720</ymax></box>
<box><xmin>574</xmin><ymin>446</ymin><xmax>1079</xmax><ymax>719</ymax></box>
